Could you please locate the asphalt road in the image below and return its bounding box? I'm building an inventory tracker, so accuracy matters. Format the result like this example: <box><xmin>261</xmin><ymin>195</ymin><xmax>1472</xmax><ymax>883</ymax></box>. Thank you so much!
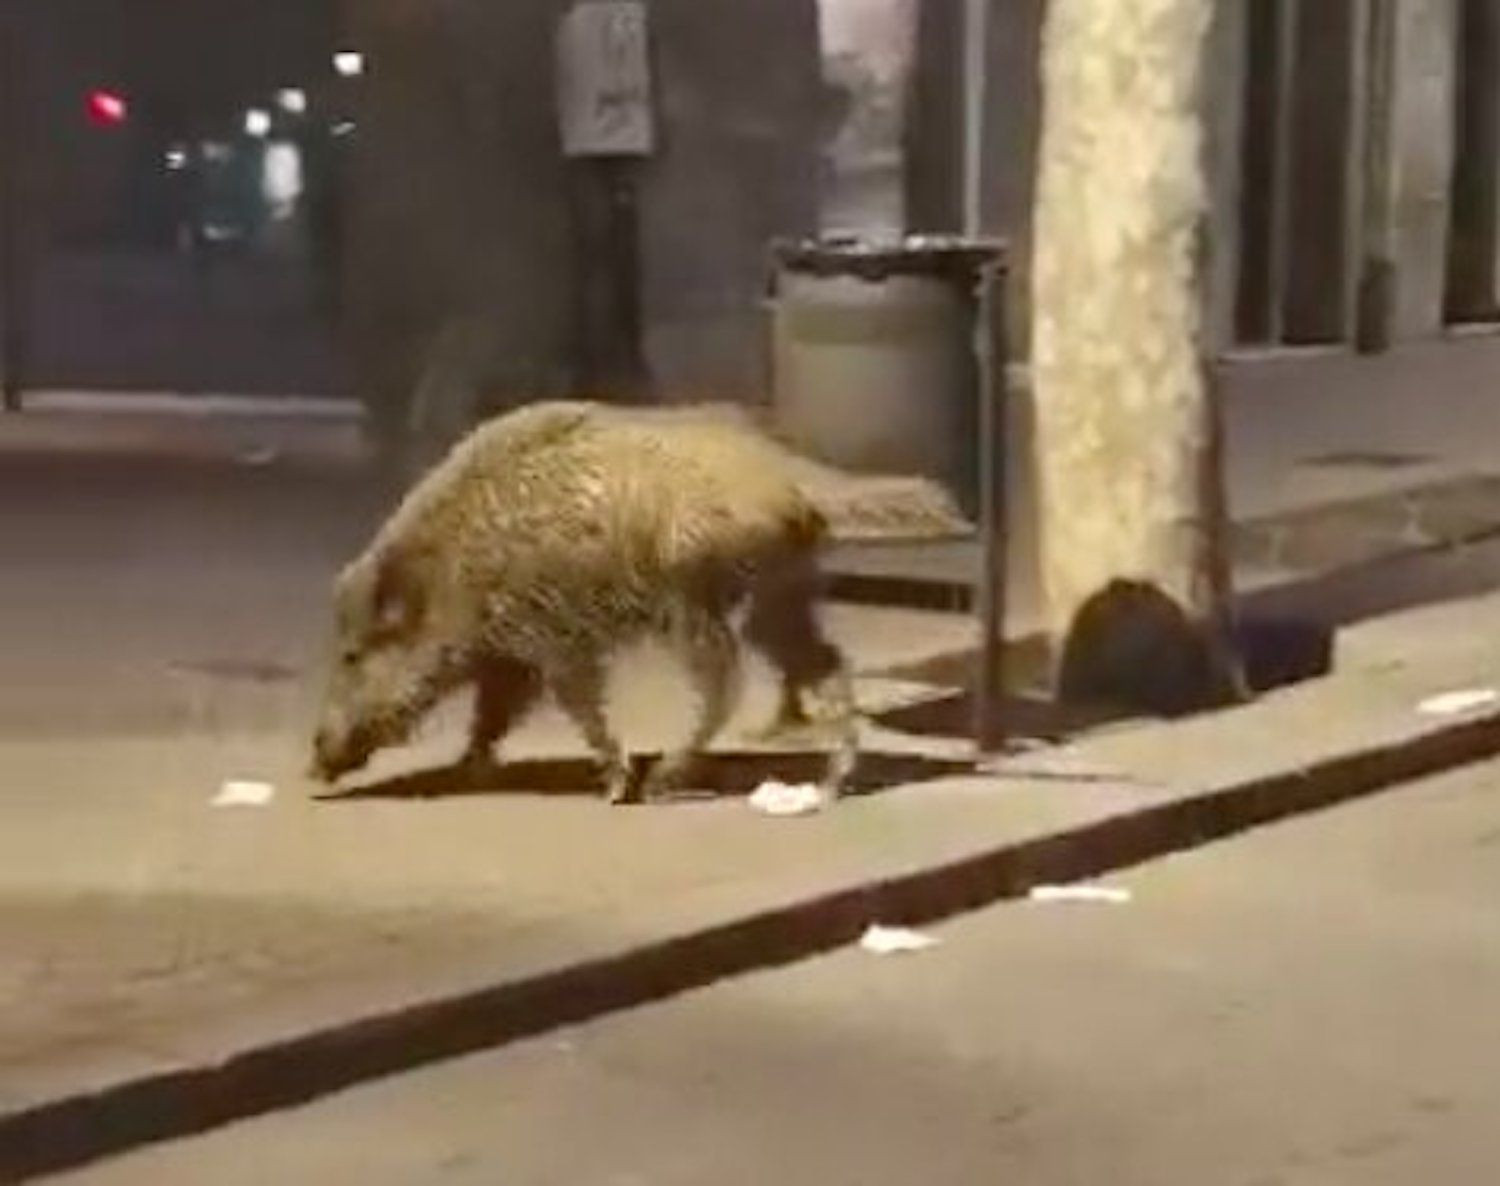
<box><xmin>48</xmin><ymin>758</ymin><xmax>1500</xmax><ymax>1185</ymax></box>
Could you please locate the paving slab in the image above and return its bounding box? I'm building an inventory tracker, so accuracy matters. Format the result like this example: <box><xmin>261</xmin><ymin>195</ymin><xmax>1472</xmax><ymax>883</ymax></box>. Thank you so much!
<box><xmin>6</xmin><ymin>590</ymin><xmax>1500</xmax><ymax>1179</ymax></box>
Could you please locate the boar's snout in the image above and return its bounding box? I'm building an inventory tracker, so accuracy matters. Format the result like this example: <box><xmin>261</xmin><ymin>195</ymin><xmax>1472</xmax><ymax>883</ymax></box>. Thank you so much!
<box><xmin>310</xmin><ymin>724</ymin><xmax>373</xmax><ymax>783</ymax></box>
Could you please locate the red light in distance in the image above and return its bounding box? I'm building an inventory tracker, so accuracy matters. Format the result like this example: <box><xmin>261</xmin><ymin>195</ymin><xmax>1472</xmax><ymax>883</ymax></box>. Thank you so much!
<box><xmin>85</xmin><ymin>90</ymin><xmax>129</xmax><ymax>127</ymax></box>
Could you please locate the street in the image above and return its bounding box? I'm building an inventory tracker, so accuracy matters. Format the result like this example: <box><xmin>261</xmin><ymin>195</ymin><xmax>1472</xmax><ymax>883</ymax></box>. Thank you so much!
<box><xmin>48</xmin><ymin>759</ymin><xmax>1500</xmax><ymax>1185</ymax></box>
<box><xmin>10</xmin><ymin>0</ymin><xmax>1500</xmax><ymax>1177</ymax></box>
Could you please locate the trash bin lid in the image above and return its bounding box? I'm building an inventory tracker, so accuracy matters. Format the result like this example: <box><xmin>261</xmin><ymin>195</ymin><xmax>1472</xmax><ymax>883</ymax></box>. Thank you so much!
<box><xmin>771</xmin><ymin>233</ymin><xmax>1006</xmax><ymax>282</ymax></box>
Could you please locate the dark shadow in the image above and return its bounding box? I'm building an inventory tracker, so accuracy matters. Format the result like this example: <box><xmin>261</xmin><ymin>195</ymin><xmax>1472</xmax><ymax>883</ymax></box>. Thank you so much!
<box><xmin>870</xmin><ymin>614</ymin><xmax>1336</xmax><ymax>745</ymax></box>
<box><xmin>1238</xmin><ymin>534</ymin><xmax>1500</xmax><ymax>633</ymax></box>
<box><xmin>872</xmin><ymin>597</ymin><xmax>1336</xmax><ymax>747</ymax></box>
<box><xmin>874</xmin><ymin>536</ymin><xmax>1500</xmax><ymax>691</ymax></box>
<box><xmin>876</xmin><ymin>689</ymin><xmax>1127</xmax><ymax>746</ymax></box>
<box><xmin>316</xmin><ymin>748</ymin><xmax>976</xmax><ymax>804</ymax></box>
<box><xmin>857</xmin><ymin>532</ymin><xmax>1500</xmax><ymax>750</ymax></box>
<box><xmin>1232</xmin><ymin>613</ymin><xmax>1335</xmax><ymax>693</ymax></box>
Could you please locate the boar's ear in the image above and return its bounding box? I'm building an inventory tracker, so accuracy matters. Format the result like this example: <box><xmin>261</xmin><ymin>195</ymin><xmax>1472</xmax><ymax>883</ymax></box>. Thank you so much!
<box><xmin>369</xmin><ymin>550</ymin><xmax>426</xmax><ymax>640</ymax></box>
<box><xmin>330</xmin><ymin>560</ymin><xmax>375</xmax><ymax>643</ymax></box>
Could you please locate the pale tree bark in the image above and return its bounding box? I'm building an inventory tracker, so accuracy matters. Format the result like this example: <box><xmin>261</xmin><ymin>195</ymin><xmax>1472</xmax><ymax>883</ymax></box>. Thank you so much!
<box><xmin>1030</xmin><ymin>0</ymin><xmax>1244</xmax><ymax>714</ymax></box>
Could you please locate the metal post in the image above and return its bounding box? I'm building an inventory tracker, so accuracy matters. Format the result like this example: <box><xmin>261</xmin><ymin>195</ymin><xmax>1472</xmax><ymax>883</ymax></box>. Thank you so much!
<box><xmin>0</xmin><ymin>7</ymin><xmax>23</xmax><ymax>411</ymax></box>
<box><xmin>961</xmin><ymin>0</ymin><xmax>988</xmax><ymax>237</ymax></box>
<box><xmin>1356</xmin><ymin>0</ymin><xmax>1398</xmax><ymax>352</ymax></box>
<box><xmin>973</xmin><ymin>260</ymin><xmax>1008</xmax><ymax>752</ymax></box>
<box><xmin>603</xmin><ymin>156</ymin><xmax>647</xmax><ymax>398</ymax></box>
<box><xmin>1266</xmin><ymin>0</ymin><xmax>1299</xmax><ymax>344</ymax></box>
<box><xmin>570</xmin><ymin>157</ymin><xmax>648</xmax><ymax>400</ymax></box>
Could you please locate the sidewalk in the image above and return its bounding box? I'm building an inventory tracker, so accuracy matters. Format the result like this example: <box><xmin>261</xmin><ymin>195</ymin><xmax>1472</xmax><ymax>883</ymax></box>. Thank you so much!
<box><xmin>5</xmin><ymin>341</ymin><xmax>1500</xmax><ymax>1174</ymax></box>
<box><xmin>7</xmin><ymin>577</ymin><xmax>1500</xmax><ymax>1178</ymax></box>
<box><xmin>827</xmin><ymin>336</ymin><xmax>1500</xmax><ymax>623</ymax></box>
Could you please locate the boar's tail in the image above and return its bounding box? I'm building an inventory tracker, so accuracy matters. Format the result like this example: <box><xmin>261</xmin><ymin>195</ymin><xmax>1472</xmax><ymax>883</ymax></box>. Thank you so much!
<box><xmin>785</xmin><ymin>500</ymin><xmax>832</xmax><ymax>551</ymax></box>
<box><xmin>580</xmin><ymin>399</ymin><xmax>974</xmax><ymax>544</ymax></box>
<box><xmin>795</xmin><ymin>472</ymin><xmax>973</xmax><ymax>543</ymax></box>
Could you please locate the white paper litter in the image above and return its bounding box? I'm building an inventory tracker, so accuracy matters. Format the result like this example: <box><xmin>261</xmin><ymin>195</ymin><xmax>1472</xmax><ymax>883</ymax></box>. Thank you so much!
<box><xmin>236</xmin><ymin>446</ymin><xmax>279</xmax><ymax>467</ymax></box>
<box><xmin>212</xmin><ymin>780</ymin><xmax>276</xmax><ymax>808</ymax></box>
<box><xmin>978</xmin><ymin>747</ymin><xmax>1140</xmax><ymax>786</ymax></box>
<box><xmin>1416</xmin><ymin>688</ymin><xmax>1500</xmax><ymax>717</ymax></box>
<box><xmin>858</xmin><ymin>924</ymin><xmax>940</xmax><ymax>955</ymax></box>
<box><xmin>748</xmin><ymin>780</ymin><xmax>827</xmax><ymax>817</ymax></box>
<box><xmin>1028</xmin><ymin>884</ymin><xmax>1133</xmax><ymax>905</ymax></box>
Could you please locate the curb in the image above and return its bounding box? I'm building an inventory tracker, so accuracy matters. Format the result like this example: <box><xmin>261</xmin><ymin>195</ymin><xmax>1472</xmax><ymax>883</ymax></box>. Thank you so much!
<box><xmin>826</xmin><ymin>472</ymin><xmax>1500</xmax><ymax>614</ymax></box>
<box><xmin>18</xmin><ymin>392</ymin><xmax>363</xmax><ymax>421</ymax></box>
<box><xmin>6</xmin><ymin>706</ymin><xmax>1500</xmax><ymax>1179</ymax></box>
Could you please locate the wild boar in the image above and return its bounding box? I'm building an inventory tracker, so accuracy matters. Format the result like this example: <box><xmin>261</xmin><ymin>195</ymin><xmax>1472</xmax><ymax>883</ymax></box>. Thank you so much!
<box><xmin>310</xmin><ymin>401</ymin><xmax>858</xmax><ymax>804</ymax></box>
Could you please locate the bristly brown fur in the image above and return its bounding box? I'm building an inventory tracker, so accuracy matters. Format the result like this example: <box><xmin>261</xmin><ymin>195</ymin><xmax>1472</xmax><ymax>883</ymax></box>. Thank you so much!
<box><xmin>312</xmin><ymin>401</ymin><xmax>859</xmax><ymax>803</ymax></box>
<box><xmin>582</xmin><ymin>400</ymin><xmax>975</xmax><ymax>542</ymax></box>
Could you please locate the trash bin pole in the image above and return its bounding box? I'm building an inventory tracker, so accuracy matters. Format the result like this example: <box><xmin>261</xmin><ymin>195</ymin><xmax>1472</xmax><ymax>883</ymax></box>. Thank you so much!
<box><xmin>767</xmin><ymin>236</ymin><xmax>1008</xmax><ymax>749</ymax></box>
<box><xmin>974</xmin><ymin>262</ymin><xmax>1008</xmax><ymax>753</ymax></box>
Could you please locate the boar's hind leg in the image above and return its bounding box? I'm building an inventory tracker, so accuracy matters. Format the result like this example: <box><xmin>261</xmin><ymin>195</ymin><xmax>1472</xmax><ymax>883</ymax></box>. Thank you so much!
<box><xmin>549</xmin><ymin>654</ymin><xmax>633</xmax><ymax>804</ymax></box>
<box><xmin>641</xmin><ymin>609</ymin><xmax>741</xmax><ymax>801</ymax></box>
<box><xmin>463</xmin><ymin>656</ymin><xmax>542</xmax><ymax>773</ymax></box>
<box><xmin>745</xmin><ymin>556</ymin><xmax>858</xmax><ymax>795</ymax></box>
<box><xmin>744</xmin><ymin>548</ymin><xmax>830</xmax><ymax>734</ymax></box>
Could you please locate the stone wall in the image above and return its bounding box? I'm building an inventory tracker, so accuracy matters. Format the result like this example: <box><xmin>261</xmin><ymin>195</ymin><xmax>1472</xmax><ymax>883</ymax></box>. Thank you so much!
<box><xmin>1387</xmin><ymin>0</ymin><xmax>1459</xmax><ymax>337</ymax></box>
<box><xmin>342</xmin><ymin>0</ymin><xmax>823</xmax><ymax>432</ymax></box>
<box><xmin>635</xmin><ymin>0</ymin><xmax>823</xmax><ymax>403</ymax></box>
<box><xmin>342</xmin><ymin>0</ymin><xmax>574</xmax><ymax>441</ymax></box>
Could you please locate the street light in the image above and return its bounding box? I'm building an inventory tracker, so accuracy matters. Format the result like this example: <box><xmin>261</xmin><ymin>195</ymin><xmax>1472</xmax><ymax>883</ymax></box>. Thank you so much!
<box><xmin>333</xmin><ymin>51</ymin><xmax>364</xmax><ymax>78</ymax></box>
<box><xmin>85</xmin><ymin>89</ymin><xmax>129</xmax><ymax>128</ymax></box>
<box><xmin>276</xmin><ymin>88</ymin><xmax>307</xmax><ymax>115</ymax></box>
<box><xmin>244</xmin><ymin>108</ymin><xmax>272</xmax><ymax>138</ymax></box>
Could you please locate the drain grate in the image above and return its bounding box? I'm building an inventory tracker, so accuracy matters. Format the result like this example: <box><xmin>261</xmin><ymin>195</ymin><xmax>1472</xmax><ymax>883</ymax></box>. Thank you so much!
<box><xmin>1296</xmin><ymin>450</ymin><xmax>1432</xmax><ymax>471</ymax></box>
<box><xmin>169</xmin><ymin>658</ymin><xmax>299</xmax><ymax>684</ymax></box>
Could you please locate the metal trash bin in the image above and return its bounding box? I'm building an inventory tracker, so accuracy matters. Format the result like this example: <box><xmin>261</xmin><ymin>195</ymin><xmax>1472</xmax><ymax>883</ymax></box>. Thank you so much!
<box><xmin>768</xmin><ymin>234</ymin><xmax>1003</xmax><ymax>517</ymax></box>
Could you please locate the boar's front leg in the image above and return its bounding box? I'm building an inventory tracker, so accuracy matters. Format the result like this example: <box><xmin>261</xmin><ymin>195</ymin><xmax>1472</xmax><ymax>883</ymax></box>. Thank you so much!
<box><xmin>549</xmin><ymin>653</ymin><xmax>634</xmax><ymax>804</ymax></box>
<box><xmin>743</xmin><ymin>553</ymin><xmax>859</xmax><ymax>796</ymax></box>
<box><xmin>463</xmin><ymin>655</ymin><xmax>542</xmax><ymax>775</ymax></box>
<box><xmin>639</xmin><ymin>608</ymin><xmax>740</xmax><ymax>802</ymax></box>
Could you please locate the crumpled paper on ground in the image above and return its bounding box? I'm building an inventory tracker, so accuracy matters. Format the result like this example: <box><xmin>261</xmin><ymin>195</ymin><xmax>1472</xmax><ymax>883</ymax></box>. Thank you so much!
<box><xmin>858</xmin><ymin>924</ymin><xmax>940</xmax><ymax>955</ymax></box>
<box><xmin>748</xmin><ymin>780</ymin><xmax>828</xmax><ymax>817</ymax></box>
<box><xmin>212</xmin><ymin>779</ymin><xmax>276</xmax><ymax>808</ymax></box>
<box><xmin>1416</xmin><ymin>688</ymin><xmax>1499</xmax><ymax>717</ymax></box>
<box><xmin>1028</xmin><ymin>884</ymin><xmax>1132</xmax><ymax>905</ymax></box>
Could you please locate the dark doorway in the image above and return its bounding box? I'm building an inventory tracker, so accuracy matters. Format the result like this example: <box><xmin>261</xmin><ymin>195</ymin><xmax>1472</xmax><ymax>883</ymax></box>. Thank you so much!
<box><xmin>4</xmin><ymin>0</ymin><xmax>347</xmax><ymax>399</ymax></box>
<box><xmin>1444</xmin><ymin>0</ymin><xmax>1500</xmax><ymax>325</ymax></box>
<box><xmin>1236</xmin><ymin>0</ymin><xmax>1362</xmax><ymax>347</ymax></box>
<box><xmin>1281</xmin><ymin>0</ymin><xmax>1359</xmax><ymax>344</ymax></box>
<box><xmin>1234</xmin><ymin>0</ymin><xmax>1288</xmax><ymax>345</ymax></box>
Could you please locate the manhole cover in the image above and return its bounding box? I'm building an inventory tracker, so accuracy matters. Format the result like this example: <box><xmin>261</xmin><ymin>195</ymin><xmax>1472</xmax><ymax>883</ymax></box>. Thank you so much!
<box><xmin>170</xmin><ymin>659</ymin><xmax>299</xmax><ymax>684</ymax></box>
<box><xmin>1297</xmin><ymin>450</ymin><xmax>1432</xmax><ymax>471</ymax></box>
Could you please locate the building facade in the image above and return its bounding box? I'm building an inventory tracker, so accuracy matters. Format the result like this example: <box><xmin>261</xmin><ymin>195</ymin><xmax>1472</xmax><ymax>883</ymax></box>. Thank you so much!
<box><xmin>341</xmin><ymin>0</ymin><xmax>826</xmax><ymax>438</ymax></box>
<box><xmin>335</xmin><ymin>0</ymin><xmax>1498</xmax><ymax>437</ymax></box>
<box><xmin>4</xmin><ymin>1</ymin><xmax>1492</xmax><ymax>412</ymax></box>
<box><xmin>968</xmin><ymin>0</ymin><xmax>1500</xmax><ymax>360</ymax></box>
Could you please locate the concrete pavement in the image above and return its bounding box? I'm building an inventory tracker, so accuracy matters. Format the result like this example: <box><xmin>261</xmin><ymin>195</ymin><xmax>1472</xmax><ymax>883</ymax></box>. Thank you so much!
<box><xmin>24</xmin><ymin>332</ymin><xmax>1500</xmax><ymax>631</ymax></box>
<box><xmin>6</xmin><ymin>564</ymin><xmax>1500</xmax><ymax>1176</ymax></box>
<box><xmin>6</xmin><ymin>364</ymin><xmax>1500</xmax><ymax>1175</ymax></box>
<box><xmin>830</xmin><ymin>335</ymin><xmax>1500</xmax><ymax>618</ymax></box>
<box><xmin>43</xmin><ymin>754</ymin><xmax>1500</xmax><ymax>1185</ymax></box>
<box><xmin>25</xmin><ymin>248</ymin><xmax>342</xmax><ymax>398</ymax></box>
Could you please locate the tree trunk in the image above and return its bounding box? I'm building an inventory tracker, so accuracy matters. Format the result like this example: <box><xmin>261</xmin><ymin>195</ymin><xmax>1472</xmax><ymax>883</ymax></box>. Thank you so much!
<box><xmin>1030</xmin><ymin>0</ymin><xmax>1244</xmax><ymax>715</ymax></box>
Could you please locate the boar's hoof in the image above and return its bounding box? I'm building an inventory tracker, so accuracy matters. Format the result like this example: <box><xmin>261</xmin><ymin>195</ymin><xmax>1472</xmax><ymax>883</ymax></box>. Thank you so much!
<box><xmin>605</xmin><ymin>769</ymin><xmax>643</xmax><ymax>806</ymax></box>
<box><xmin>459</xmin><ymin>747</ymin><xmax>502</xmax><ymax>784</ymax></box>
<box><xmin>638</xmin><ymin>757</ymin><xmax>702</xmax><ymax>804</ymax></box>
